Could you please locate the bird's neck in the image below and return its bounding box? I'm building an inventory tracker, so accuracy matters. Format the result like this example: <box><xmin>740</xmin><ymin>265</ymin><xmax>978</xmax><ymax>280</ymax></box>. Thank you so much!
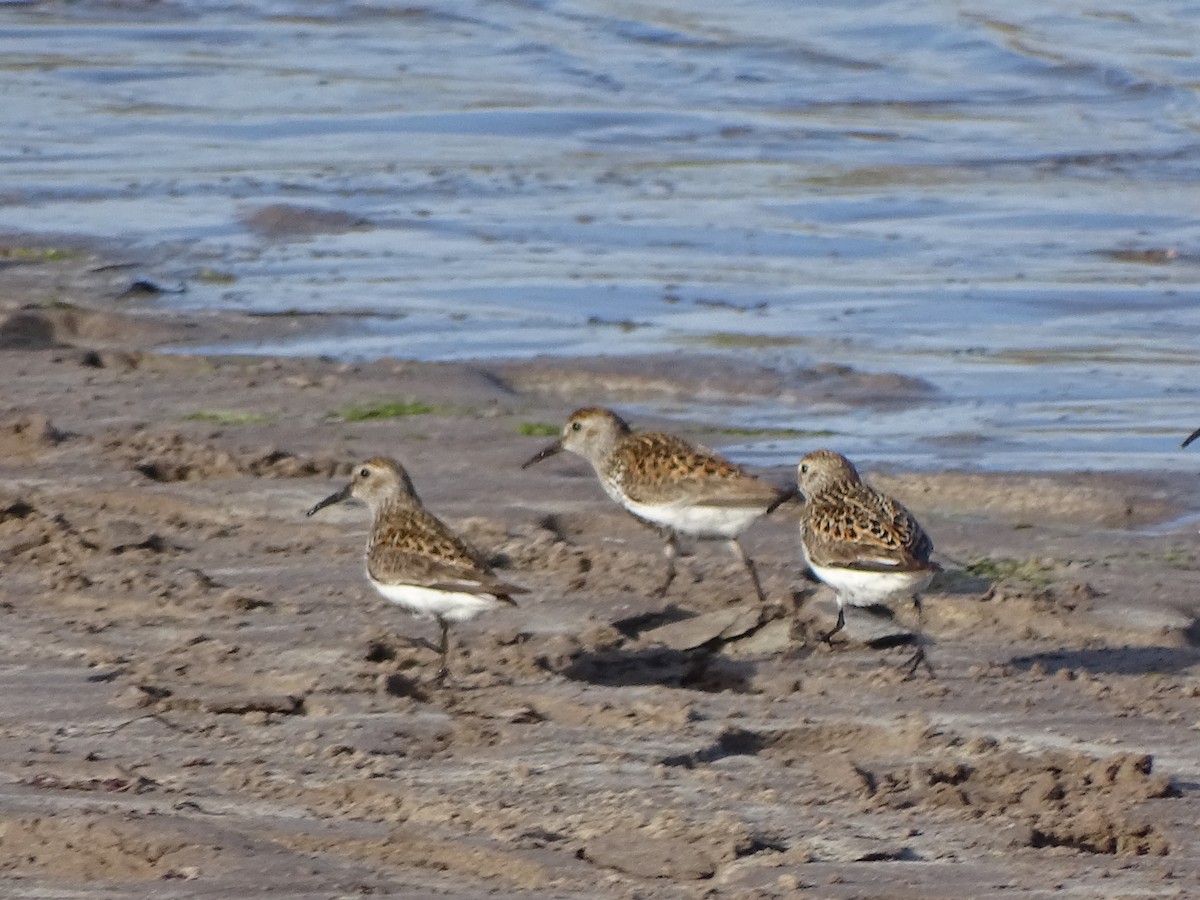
<box><xmin>589</xmin><ymin>431</ymin><xmax>629</xmax><ymax>474</ymax></box>
<box><xmin>370</xmin><ymin>496</ymin><xmax>415</xmax><ymax>525</ymax></box>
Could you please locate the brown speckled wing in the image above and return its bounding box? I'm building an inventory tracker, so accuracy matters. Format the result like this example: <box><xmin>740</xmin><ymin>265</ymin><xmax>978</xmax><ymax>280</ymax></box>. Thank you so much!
<box><xmin>802</xmin><ymin>481</ymin><xmax>935</xmax><ymax>571</ymax></box>
<box><xmin>367</xmin><ymin>507</ymin><xmax>524</xmax><ymax>601</ymax></box>
<box><xmin>607</xmin><ymin>432</ymin><xmax>780</xmax><ymax>507</ymax></box>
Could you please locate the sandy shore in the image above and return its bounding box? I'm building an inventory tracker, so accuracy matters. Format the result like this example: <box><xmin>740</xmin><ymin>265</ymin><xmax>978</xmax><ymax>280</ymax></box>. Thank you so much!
<box><xmin>2</xmin><ymin>253</ymin><xmax>1200</xmax><ymax>898</ymax></box>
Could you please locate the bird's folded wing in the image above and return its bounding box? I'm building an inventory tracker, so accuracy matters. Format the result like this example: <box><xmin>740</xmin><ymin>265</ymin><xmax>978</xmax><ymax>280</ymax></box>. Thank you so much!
<box><xmin>370</xmin><ymin>548</ymin><xmax>525</xmax><ymax>600</ymax></box>
<box><xmin>620</xmin><ymin>433</ymin><xmax>775</xmax><ymax>506</ymax></box>
<box><xmin>811</xmin><ymin>491</ymin><xmax>935</xmax><ymax>562</ymax></box>
<box><xmin>803</xmin><ymin>509</ymin><xmax>936</xmax><ymax>572</ymax></box>
<box><xmin>429</xmin><ymin>578</ymin><xmax>526</xmax><ymax>604</ymax></box>
<box><xmin>691</xmin><ymin>478</ymin><xmax>783</xmax><ymax>508</ymax></box>
<box><xmin>837</xmin><ymin>555</ymin><xmax>940</xmax><ymax>574</ymax></box>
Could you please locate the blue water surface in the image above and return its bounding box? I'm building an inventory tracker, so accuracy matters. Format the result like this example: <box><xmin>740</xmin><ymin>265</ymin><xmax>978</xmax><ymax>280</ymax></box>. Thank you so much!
<box><xmin>2</xmin><ymin>0</ymin><xmax>1199</xmax><ymax>471</ymax></box>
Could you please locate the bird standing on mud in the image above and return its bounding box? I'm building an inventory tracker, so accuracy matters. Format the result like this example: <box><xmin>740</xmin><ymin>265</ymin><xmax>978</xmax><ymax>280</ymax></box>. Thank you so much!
<box><xmin>308</xmin><ymin>457</ymin><xmax>524</xmax><ymax>685</ymax></box>
<box><xmin>770</xmin><ymin>449</ymin><xmax>939</xmax><ymax>675</ymax></box>
<box><xmin>523</xmin><ymin>407</ymin><xmax>781</xmax><ymax>603</ymax></box>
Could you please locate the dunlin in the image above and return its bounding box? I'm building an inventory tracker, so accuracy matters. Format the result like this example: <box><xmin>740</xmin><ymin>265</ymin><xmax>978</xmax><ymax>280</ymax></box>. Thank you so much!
<box><xmin>522</xmin><ymin>407</ymin><xmax>781</xmax><ymax>602</ymax></box>
<box><xmin>307</xmin><ymin>457</ymin><xmax>524</xmax><ymax>685</ymax></box>
<box><xmin>770</xmin><ymin>449</ymin><xmax>939</xmax><ymax>674</ymax></box>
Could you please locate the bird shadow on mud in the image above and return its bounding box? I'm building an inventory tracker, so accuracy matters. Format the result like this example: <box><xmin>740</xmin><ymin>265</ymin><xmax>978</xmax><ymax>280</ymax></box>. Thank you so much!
<box><xmin>1010</xmin><ymin>643</ymin><xmax>1200</xmax><ymax>677</ymax></box>
<box><xmin>557</xmin><ymin>645</ymin><xmax>759</xmax><ymax>693</ymax></box>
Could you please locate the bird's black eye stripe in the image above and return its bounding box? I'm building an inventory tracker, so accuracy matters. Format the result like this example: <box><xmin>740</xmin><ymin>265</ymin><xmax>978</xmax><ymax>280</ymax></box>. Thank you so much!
<box><xmin>571</xmin><ymin>421</ymin><xmax>582</xmax><ymax>431</ymax></box>
<box><xmin>360</xmin><ymin>467</ymin><xmax>370</xmax><ymax>477</ymax></box>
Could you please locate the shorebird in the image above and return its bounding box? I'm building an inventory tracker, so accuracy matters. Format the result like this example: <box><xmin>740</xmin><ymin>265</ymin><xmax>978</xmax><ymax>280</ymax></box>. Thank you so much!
<box><xmin>523</xmin><ymin>407</ymin><xmax>781</xmax><ymax>602</ymax></box>
<box><xmin>770</xmin><ymin>449</ymin><xmax>939</xmax><ymax>675</ymax></box>
<box><xmin>307</xmin><ymin>457</ymin><xmax>524</xmax><ymax>685</ymax></box>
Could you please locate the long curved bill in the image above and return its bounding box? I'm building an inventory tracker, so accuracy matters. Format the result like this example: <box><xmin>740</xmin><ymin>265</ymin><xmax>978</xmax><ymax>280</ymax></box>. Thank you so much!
<box><xmin>307</xmin><ymin>482</ymin><xmax>351</xmax><ymax>517</ymax></box>
<box><xmin>521</xmin><ymin>439</ymin><xmax>563</xmax><ymax>470</ymax></box>
<box><xmin>1184</xmin><ymin>427</ymin><xmax>1200</xmax><ymax>449</ymax></box>
<box><xmin>764</xmin><ymin>485</ymin><xmax>801</xmax><ymax>515</ymax></box>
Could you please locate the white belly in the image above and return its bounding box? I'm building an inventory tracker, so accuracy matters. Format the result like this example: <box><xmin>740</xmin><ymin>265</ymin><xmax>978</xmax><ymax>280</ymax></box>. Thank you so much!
<box><xmin>620</xmin><ymin>496</ymin><xmax>763</xmax><ymax>538</ymax></box>
<box><xmin>369</xmin><ymin>580</ymin><xmax>501</xmax><ymax>622</ymax></box>
<box><xmin>598</xmin><ymin>472</ymin><xmax>762</xmax><ymax>538</ymax></box>
<box><xmin>805</xmin><ymin>550</ymin><xmax>934</xmax><ymax>608</ymax></box>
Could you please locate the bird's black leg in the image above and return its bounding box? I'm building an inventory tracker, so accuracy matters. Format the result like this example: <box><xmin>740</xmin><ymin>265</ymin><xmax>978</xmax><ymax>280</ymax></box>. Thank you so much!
<box><xmin>900</xmin><ymin>644</ymin><xmax>935</xmax><ymax>680</ymax></box>
<box><xmin>729</xmin><ymin>539</ymin><xmax>766</xmax><ymax>603</ymax></box>
<box><xmin>820</xmin><ymin>604</ymin><xmax>846</xmax><ymax>644</ymax></box>
<box><xmin>434</xmin><ymin>617</ymin><xmax>451</xmax><ymax>686</ymax></box>
<box><xmin>899</xmin><ymin>594</ymin><xmax>935</xmax><ymax>679</ymax></box>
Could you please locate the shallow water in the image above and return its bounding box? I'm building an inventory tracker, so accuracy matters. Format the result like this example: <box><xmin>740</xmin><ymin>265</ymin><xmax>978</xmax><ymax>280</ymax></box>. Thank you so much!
<box><xmin>3</xmin><ymin>0</ymin><xmax>1200</xmax><ymax>471</ymax></box>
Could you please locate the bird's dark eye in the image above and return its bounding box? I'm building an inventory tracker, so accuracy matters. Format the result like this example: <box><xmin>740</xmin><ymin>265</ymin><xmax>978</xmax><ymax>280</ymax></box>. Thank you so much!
<box><xmin>800</xmin><ymin>464</ymin><xmax>809</xmax><ymax>474</ymax></box>
<box><xmin>359</xmin><ymin>467</ymin><xmax>370</xmax><ymax>478</ymax></box>
<box><xmin>571</xmin><ymin>421</ymin><xmax>582</xmax><ymax>431</ymax></box>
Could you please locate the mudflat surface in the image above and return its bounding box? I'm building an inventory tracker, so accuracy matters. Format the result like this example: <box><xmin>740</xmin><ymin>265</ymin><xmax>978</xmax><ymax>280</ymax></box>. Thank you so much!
<box><xmin>4</xmin><ymin>257</ymin><xmax>1200</xmax><ymax>898</ymax></box>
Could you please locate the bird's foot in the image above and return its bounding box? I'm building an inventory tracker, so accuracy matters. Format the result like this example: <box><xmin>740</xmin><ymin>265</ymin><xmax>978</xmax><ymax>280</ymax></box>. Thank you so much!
<box><xmin>818</xmin><ymin>628</ymin><xmax>844</xmax><ymax>647</ymax></box>
<box><xmin>899</xmin><ymin>647</ymin><xmax>935</xmax><ymax>681</ymax></box>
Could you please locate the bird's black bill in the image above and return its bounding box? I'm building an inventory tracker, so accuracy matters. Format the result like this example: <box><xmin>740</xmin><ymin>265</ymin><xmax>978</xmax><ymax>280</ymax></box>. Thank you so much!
<box><xmin>764</xmin><ymin>485</ymin><xmax>800</xmax><ymax>515</ymax></box>
<box><xmin>521</xmin><ymin>439</ymin><xmax>562</xmax><ymax>470</ymax></box>
<box><xmin>306</xmin><ymin>483</ymin><xmax>351</xmax><ymax>516</ymax></box>
<box><xmin>1184</xmin><ymin>427</ymin><xmax>1200</xmax><ymax>449</ymax></box>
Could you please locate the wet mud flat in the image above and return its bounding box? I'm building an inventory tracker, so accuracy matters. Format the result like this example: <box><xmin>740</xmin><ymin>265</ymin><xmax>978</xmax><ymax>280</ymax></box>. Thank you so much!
<box><xmin>4</xmin><ymin>257</ymin><xmax>1200</xmax><ymax>897</ymax></box>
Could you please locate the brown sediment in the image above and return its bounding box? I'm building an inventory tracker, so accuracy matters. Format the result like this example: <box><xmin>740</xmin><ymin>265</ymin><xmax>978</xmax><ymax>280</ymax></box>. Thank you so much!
<box><xmin>1</xmin><ymin>254</ymin><xmax>1199</xmax><ymax>897</ymax></box>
